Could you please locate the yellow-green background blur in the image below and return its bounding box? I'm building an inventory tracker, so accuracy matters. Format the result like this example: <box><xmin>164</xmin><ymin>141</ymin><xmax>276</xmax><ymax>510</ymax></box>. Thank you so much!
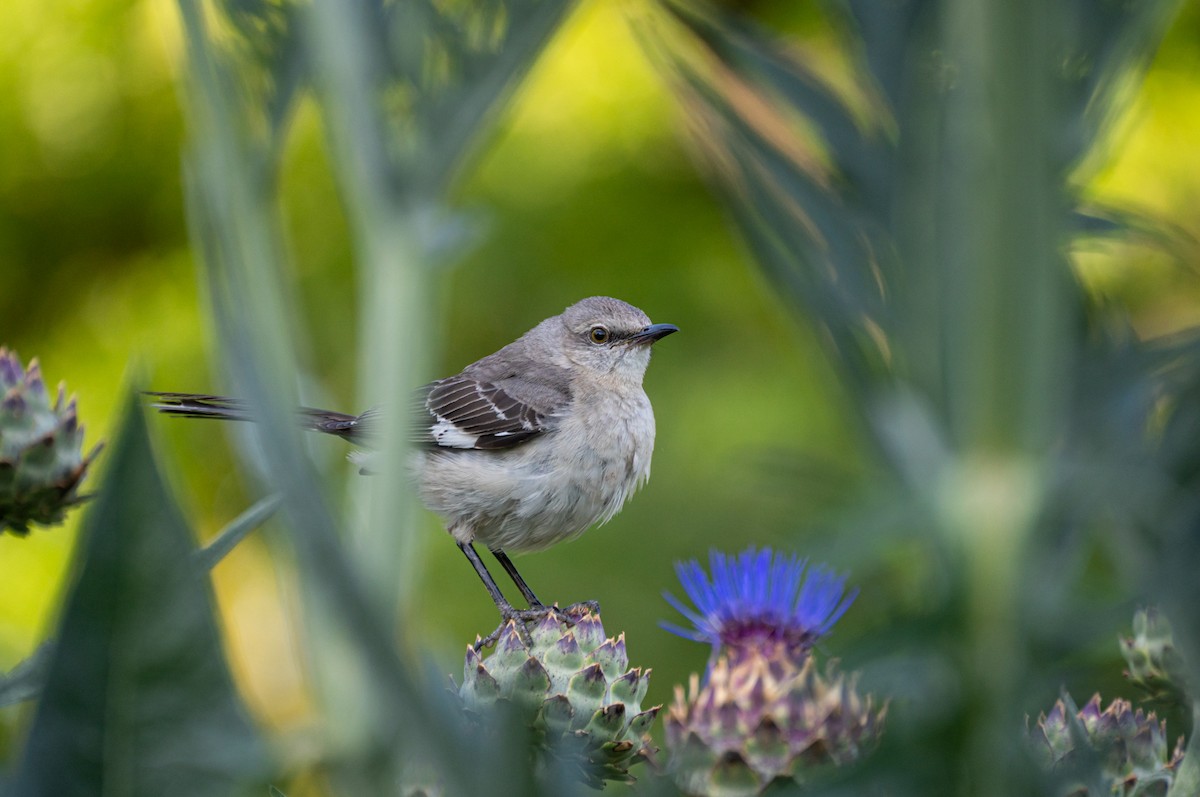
<box><xmin>3</xmin><ymin>0</ymin><xmax>1200</xmax><ymax>743</ymax></box>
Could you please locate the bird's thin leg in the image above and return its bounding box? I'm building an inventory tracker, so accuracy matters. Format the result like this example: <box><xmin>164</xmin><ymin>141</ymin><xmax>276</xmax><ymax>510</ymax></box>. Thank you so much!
<box><xmin>458</xmin><ymin>541</ymin><xmax>516</xmax><ymax>615</ymax></box>
<box><xmin>459</xmin><ymin>541</ymin><xmax>542</xmax><ymax>649</ymax></box>
<box><xmin>489</xmin><ymin>548</ymin><xmax>544</xmax><ymax>608</ymax></box>
<box><xmin>490</xmin><ymin>547</ymin><xmax>601</xmax><ymax>621</ymax></box>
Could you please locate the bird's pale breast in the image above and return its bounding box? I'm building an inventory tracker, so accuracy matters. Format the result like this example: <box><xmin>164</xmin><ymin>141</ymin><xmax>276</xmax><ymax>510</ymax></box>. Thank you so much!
<box><xmin>416</xmin><ymin>384</ymin><xmax>655</xmax><ymax>552</ymax></box>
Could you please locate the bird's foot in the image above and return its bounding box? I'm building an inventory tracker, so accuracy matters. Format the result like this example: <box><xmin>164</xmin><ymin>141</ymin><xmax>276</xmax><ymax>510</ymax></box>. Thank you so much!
<box><xmin>473</xmin><ymin>623</ymin><xmax>512</xmax><ymax>651</ymax></box>
<box><xmin>473</xmin><ymin>605</ymin><xmax>544</xmax><ymax>651</ymax></box>
<box><xmin>526</xmin><ymin>599</ymin><xmax>601</xmax><ymax>628</ymax></box>
<box><xmin>472</xmin><ymin>600</ymin><xmax>602</xmax><ymax>651</ymax></box>
<box><xmin>556</xmin><ymin>599</ymin><xmax>601</xmax><ymax>619</ymax></box>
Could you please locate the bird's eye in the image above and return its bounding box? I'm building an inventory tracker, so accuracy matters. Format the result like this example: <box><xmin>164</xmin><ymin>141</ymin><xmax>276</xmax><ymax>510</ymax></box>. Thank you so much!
<box><xmin>588</xmin><ymin>326</ymin><xmax>610</xmax><ymax>344</ymax></box>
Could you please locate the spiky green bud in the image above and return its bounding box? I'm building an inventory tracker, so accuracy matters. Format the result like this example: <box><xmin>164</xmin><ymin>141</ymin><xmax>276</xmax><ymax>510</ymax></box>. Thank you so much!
<box><xmin>1121</xmin><ymin>609</ymin><xmax>1189</xmax><ymax>712</ymax></box>
<box><xmin>1028</xmin><ymin>693</ymin><xmax>1184</xmax><ymax>797</ymax></box>
<box><xmin>457</xmin><ymin>610</ymin><xmax>659</xmax><ymax>787</ymax></box>
<box><xmin>0</xmin><ymin>348</ymin><xmax>101</xmax><ymax>535</ymax></box>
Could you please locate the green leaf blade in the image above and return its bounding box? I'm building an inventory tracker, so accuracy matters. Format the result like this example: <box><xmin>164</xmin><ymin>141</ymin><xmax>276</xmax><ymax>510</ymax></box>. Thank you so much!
<box><xmin>11</xmin><ymin>393</ymin><xmax>267</xmax><ymax>797</ymax></box>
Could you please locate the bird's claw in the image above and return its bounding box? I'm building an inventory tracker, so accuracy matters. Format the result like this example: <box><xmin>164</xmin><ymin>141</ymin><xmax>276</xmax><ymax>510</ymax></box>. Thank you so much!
<box><xmin>528</xmin><ymin>600</ymin><xmax>601</xmax><ymax>628</ymax></box>
<box><xmin>472</xmin><ymin>599</ymin><xmax>602</xmax><ymax>651</ymax></box>
<box><xmin>473</xmin><ymin>623</ymin><xmax>508</xmax><ymax>651</ymax></box>
<box><xmin>473</xmin><ymin>606</ymin><xmax>538</xmax><ymax>651</ymax></box>
<box><xmin>558</xmin><ymin>599</ymin><xmax>601</xmax><ymax>618</ymax></box>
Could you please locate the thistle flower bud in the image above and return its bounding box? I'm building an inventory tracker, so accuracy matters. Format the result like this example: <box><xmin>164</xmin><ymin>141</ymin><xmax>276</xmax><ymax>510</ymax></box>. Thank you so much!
<box><xmin>1028</xmin><ymin>693</ymin><xmax>1184</xmax><ymax>797</ymax></box>
<box><xmin>455</xmin><ymin>609</ymin><xmax>659</xmax><ymax>787</ymax></box>
<box><xmin>1121</xmin><ymin>608</ymin><xmax>1189</xmax><ymax>712</ymax></box>
<box><xmin>662</xmin><ymin>547</ymin><xmax>884</xmax><ymax>795</ymax></box>
<box><xmin>0</xmin><ymin>348</ymin><xmax>102</xmax><ymax>535</ymax></box>
<box><xmin>666</xmin><ymin>653</ymin><xmax>884</xmax><ymax>796</ymax></box>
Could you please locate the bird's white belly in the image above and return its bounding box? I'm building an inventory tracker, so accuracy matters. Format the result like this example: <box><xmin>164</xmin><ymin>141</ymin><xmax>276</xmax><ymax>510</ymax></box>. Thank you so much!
<box><xmin>416</xmin><ymin>391</ymin><xmax>655</xmax><ymax>552</ymax></box>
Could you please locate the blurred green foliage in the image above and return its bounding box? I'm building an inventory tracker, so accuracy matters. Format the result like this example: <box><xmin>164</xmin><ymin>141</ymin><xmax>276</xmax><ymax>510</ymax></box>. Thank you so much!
<box><xmin>2</xmin><ymin>0</ymin><xmax>1200</xmax><ymax>793</ymax></box>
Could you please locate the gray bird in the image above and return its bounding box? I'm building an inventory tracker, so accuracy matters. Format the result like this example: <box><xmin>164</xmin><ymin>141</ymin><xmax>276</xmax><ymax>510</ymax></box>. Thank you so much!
<box><xmin>150</xmin><ymin>296</ymin><xmax>677</xmax><ymax>634</ymax></box>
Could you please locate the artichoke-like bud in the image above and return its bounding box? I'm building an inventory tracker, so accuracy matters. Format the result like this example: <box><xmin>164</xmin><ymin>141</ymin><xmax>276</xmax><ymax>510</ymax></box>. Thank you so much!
<box><xmin>1028</xmin><ymin>693</ymin><xmax>1184</xmax><ymax>797</ymax></box>
<box><xmin>661</xmin><ymin>548</ymin><xmax>885</xmax><ymax>796</ymax></box>
<box><xmin>457</xmin><ymin>609</ymin><xmax>659</xmax><ymax>787</ymax></box>
<box><xmin>1121</xmin><ymin>608</ymin><xmax>1189</xmax><ymax>711</ymax></box>
<box><xmin>666</xmin><ymin>654</ymin><xmax>884</xmax><ymax>796</ymax></box>
<box><xmin>0</xmin><ymin>348</ymin><xmax>101</xmax><ymax>535</ymax></box>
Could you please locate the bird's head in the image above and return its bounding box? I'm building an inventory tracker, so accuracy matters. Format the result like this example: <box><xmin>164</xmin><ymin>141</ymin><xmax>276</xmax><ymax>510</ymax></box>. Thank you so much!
<box><xmin>557</xmin><ymin>296</ymin><xmax>678</xmax><ymax>381</ymax></box>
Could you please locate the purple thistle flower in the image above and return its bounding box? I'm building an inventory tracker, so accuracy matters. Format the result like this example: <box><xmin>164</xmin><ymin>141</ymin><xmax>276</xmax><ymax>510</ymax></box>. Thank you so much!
<box><xmin>662</xmin><ymin>547</ymin><xmax>857</xmax><ymax>661</ymax></box>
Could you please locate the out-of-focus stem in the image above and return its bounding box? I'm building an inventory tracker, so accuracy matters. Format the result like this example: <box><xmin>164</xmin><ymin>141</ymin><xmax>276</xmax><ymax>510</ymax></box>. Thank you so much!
<box><xmin>938</xmin><ymin>0</ymin><xmax>1069</xmax><ymax>794</ymax></box>
<box><xmin>299</xmin><ymin>4</ymin><xmax>433</xmax><ymax>793</ymax></box>
<box><xmin>304</xmin><ymin>0</ymin><xmax>431</xmax><ymax>626</ymax></box>
<box><xmin>941</xmin><ymin>456</ymin><xmax>1040</xmax><ymax>797</ymax></box>
<box><xmin>939</xmin><ymin>0</ymin><xmax>1068</xmax><ymax>454</ymax></box>
<box><xmin>353</xmin><ymin>220</ymin><xmax>430</xmax><ymax>618</ymax></box>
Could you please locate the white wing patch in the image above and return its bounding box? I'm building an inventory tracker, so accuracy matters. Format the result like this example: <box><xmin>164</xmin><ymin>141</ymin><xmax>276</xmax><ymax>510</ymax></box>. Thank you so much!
<box><xmin>431</xmin><ymin>417</ymin><xmax>482</xmax><ymax>449</ymax></box>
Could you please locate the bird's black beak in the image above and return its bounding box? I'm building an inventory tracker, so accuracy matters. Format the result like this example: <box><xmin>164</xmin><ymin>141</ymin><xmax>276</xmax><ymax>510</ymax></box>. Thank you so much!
<box><xmin>632</xmin><ymin>323</ymin><xmax>679</xmax><ymax>345</ymax></box>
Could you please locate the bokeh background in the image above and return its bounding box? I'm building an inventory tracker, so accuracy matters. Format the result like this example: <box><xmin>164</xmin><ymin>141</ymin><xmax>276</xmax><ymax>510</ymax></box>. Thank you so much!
<box><xmin>3</xmin><ymin>0</ymin><xmax>1200</xmax><ymax>774</ymax></box>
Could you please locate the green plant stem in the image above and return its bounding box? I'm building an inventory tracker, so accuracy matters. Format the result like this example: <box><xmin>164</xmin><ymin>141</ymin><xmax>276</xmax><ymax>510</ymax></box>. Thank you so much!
<box><xmin>937</xmin><ymin>1</ymin><xmax>1069</xmax><ymax>794</ymax></box>
<box><xmin>946</xmin><ymin>457</ymin><xmax>1040</xmax><ymax>797</ymax></box>
<box><xmin>298</xmin><ymin>6</ymin><xmax>432</xmax><ymax>792</ymax></box>
<box><xmin>303</xmin><ymin>0</ymin><xmax>432</xmax><ymax>625</ymax></box>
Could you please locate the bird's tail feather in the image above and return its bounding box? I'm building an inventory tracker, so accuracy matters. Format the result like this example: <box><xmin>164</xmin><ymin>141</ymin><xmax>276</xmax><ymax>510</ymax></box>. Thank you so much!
<box><xmin>145</xmin><ymin>392</ymin><xmax>367</xmax><ymax>442</ymax></box>
<box><xmin>146</xmin><ymin>392</ymin><xmax>253</xmax><ymax>421</ymax></box>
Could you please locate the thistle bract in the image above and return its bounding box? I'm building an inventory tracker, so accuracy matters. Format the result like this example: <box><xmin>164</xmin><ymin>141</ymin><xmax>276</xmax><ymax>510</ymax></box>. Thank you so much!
<box><xmin>666</xmin><ymin>653</ymin><xmax>885</xmax><ymax>796</ymax></box>
<box><xmin>456</xmin><ymin>609</ymin><xmax>659</xmax><ymax>787</ymax></box>
<box><xmin>1028</xmin><ymin>694</ymin><xmax>1184</xmax><ymax>797</ymax></box>
<box><xmin>0</xmin><ymin>348</ymin><xmax>100</xmax><ymax>535</ymax></box>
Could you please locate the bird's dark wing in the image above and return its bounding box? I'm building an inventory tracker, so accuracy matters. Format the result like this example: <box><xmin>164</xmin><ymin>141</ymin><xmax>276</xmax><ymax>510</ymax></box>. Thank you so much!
<box><xmin>416</xmin><ymin>375</ymin><xmax>557</xmax><ymax>450</ymax></box>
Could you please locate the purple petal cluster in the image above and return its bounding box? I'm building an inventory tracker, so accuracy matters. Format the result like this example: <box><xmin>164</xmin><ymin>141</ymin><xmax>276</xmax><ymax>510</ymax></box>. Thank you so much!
<box><xmin>663</xmin><ymin>547</ymin><xmax>857</xmax><ymax>659</ymax></box>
